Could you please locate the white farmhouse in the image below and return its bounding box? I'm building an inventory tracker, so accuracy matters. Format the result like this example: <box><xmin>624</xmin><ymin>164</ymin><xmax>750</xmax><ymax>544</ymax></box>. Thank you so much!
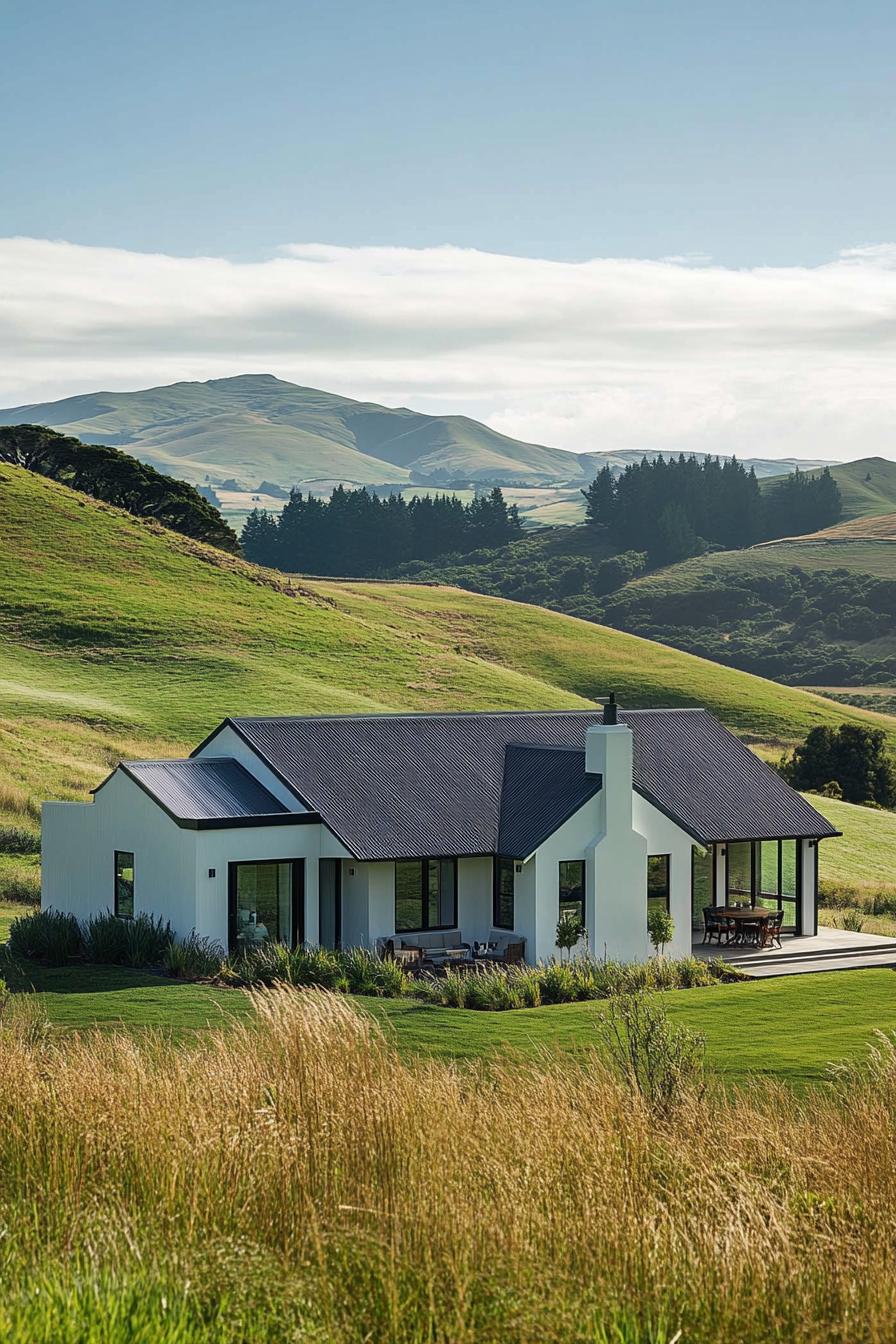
<box><xmin>42</xmin><ymin>700</ymin><xmax>838</xmax><ymax>963</ymax></box>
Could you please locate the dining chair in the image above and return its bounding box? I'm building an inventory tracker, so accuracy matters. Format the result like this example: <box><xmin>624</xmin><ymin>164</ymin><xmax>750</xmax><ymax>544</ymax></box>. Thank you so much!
<box><xmin>763</xmin><ymin>912</ymin><xmax>784</xmax><ymax>950</ymax></box>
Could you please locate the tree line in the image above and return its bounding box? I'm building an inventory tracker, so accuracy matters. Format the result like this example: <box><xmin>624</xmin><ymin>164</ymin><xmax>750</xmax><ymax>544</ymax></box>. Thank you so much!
<box><xmin>0</xmin><ymin>425</ymin><xmax>240</xmax><ymax>554</ymax></box>
<box><xmin>241</xmin><ymin>485</ymin><xmax>522</xmax><ymax>574</ymax></box>
<box><xmin>780</xmin><ymin>724</ymin><xmax>896</xmax><ymax>809</ymax></box>
<box><xmin>582</xmin><ymin>456</ymin><xmax>842</xmax><ymax>564</ymax></box>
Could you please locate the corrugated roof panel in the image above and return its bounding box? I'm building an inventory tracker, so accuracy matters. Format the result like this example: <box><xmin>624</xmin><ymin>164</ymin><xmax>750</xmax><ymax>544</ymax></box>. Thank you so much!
<box><xmin>497</xmin><ymin>745</ymin><xmax>602</xmax><ymax>858</ymax></box>
<box><xmin>622</xmin><ymin>709</ymin><xmax>839</xmax><ymax>845</ymax></box>
<box><xmin>123</xmin><ymin>758</ymin><xmax>292</xmax><ymax>822</ymax></box>
<box><xmin>215</xmin><ymin>708</ymin><xmax>837</xmax><ymax>859</ymax></box>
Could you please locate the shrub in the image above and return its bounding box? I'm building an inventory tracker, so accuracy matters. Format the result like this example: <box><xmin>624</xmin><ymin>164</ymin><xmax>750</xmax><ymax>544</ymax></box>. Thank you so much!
<box><xmin>284</xmin><ymin>946</ymin><xmax>347</xmax><ymax>991</ymax></box>
<box><xmin>647</xmin><ymin>906</ymin><xmax>674</xmax><ymax>956</ymax></box>
<box><xmin>835</xmin><ymin>909</ymin><xmax>866</xmax><ymax>933</ymax></box>
<box><xmin>81</xmin><ymin>911</ymin><xmax>130</xmax><ymax>964</ymax></box>
<box><xmin>463</xmin><ymin>966</ymin><xmax>525</xmax><ymax>1011</ymax></box>
<box><xmin>555</xmin><ymin>910</ymin><xmax>586</xmax><ymax>960</ymax></box>
<box><xmin>599</xmin><ymin>991</ymin><xmax>706</xmax><ymax>1117</ymax></box>
<box><xmin>164</xmin><ymin>933</ymin><xmax>225</xmax><ymax>981</ymax></box>
<box><xmin>82</xmin><ymin>911</ymin><xmax>172</xmax><ymax>967</ymax></box>
<box><xmin>538</xmin><ymin>961</ymin><xmax>579</xmax><ymax>1004</ymax></box>
<box><xmin>0</xmin><ymin>872</ymin><xmax>40</xmax><ymax>906</ymax></box>
<box><xmin>225</xmin><ymin>942</ymin><xmax>292</xmax><ymax>987</ymax></box>
<box><xmin>0</xmin><ymin>824</ymin><xmax>39</xmax><ymax>855</ymax></box>
<box><xmin>123</xmin><ymin>914</ymin><xmax>172</xmax><ymax>967</ymax></box>
<box><xmin>338</xmin><ymin>947</ymin><xmax>410</xmax><ymax>998</ymax></box>
<box><xmin>511</xmin><ymin>965</ymin><xmax>543</xmax><ymax>1008</ymax></box>
<box><xmin>433</xmin><ymin>967</ymin><xmax>469</xmax><ymax>1008</ymax></box>
<box><xmin>7</xmin><ymin>909</ymin><xmax>82</xmax><ymax>965</ymax></box>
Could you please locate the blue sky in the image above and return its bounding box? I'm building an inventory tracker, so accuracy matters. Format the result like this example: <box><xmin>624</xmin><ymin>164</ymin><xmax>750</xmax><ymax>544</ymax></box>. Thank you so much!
<box><xmin>2</xmin><ymin>1</ymin><xmax>896</xmax><ymax>460</ymax></box>
<box><xmin>3</xmin><ymin>0</ymin><xmax>895</xmax><ymax>265</ymax></box>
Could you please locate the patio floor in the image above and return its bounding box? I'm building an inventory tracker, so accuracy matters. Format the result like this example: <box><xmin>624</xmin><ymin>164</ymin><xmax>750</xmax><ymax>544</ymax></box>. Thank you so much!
<box><xmin>692</xmin><ymin>926</ymin><xmax>896</xmax><ymax>978</ymax></box>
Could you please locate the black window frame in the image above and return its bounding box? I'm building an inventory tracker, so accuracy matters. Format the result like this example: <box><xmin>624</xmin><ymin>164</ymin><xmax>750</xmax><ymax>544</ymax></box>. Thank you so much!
<box><xmin>647</xmin><ymin>853</ymin><xmax>671</xmax><ymax>914</ymax></box>
<box><xmin>493</xmin><ymin>858</ymin><xmax>515</xmax><ymax>930</ymax></box>
<box><xmin>114</xmin><ymin>850</ymin><xmax>135</xmax><ymax>920</ymax></box>
<box><xmin>394</xmin><ymin>859</ymin><xmax>458</xmax><ymax>934</ymax></box>
<box><xmin>723</xmin><ymin>839</ymin><xmax>803</xmax><ymax>934</ymax></box>
<box><xmin>227</xmin><ymin>859</ymin><xmax>305</xmax><ymax>952</ymax></box>
<box><xmin>558</xmin><ymin>859</ymin><xmax>586</xmax><ymax>926</ymax></box>
<box><xmin>318</xmin><ymin>858</ymin><xmax>342</xmax><ymax>950</ymax></box>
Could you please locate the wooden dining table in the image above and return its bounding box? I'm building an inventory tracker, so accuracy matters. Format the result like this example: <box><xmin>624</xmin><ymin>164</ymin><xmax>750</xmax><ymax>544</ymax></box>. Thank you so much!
<box><xmin>718</xmin><ymin>906</ymin><xmax>773</xmax><ymax>947</ymax></box>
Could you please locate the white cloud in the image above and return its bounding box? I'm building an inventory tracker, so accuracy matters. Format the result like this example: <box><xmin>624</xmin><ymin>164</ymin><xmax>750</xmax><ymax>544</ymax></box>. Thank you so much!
<box><xmin>2</xmin><ymin>236</ymin><xmax>896</xmax><ymax>459</ymax></box>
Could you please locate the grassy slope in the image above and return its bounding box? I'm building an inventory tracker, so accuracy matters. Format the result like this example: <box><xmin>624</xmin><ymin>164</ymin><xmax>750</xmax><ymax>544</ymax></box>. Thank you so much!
<box><xmin>761</xmin><ymin>456</ymin><xmax>896</xmax><ymax>521</ymax></box>
<box><xmin>5</xmin><ymin>463</ymin><xmax>896</xmax><ymax>804</ymax></box>
<box><xmin>809</xmin><ymin>795</ymin><xmax>896</xmax><ymax>889</ymax></box>
<box><xmin>597</xmin><ymin>541</ymin><xmax>896</xmax><ymax>676</ymax></box>
<box><xmin>801</xmin><ymin>511</ymin><xmax>896</xmax><ymax>541</ymax></box>
<box><xmin>5</xmin><ymin>953</ymin><xmax>896</xmax><ymax>1085</ymax></box>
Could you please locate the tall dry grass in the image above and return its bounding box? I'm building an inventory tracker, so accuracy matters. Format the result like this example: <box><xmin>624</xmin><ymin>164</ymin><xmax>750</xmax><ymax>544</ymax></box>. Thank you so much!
<box><xmin>0</xmin><ymin>987</ymin><xmax>895</xmax><ymax>1342</ymax></box>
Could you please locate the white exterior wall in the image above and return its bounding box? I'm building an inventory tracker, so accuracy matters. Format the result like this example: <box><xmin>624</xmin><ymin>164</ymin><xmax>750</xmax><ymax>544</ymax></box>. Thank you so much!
<box><xmin>632</xmin><ymin>794</ymin><xmax>700</xmax><ymax>960</ymax></box>
<box><xmin>42</xmin><ymin>767</ymin><xmax>351</xmax><ymax>949</ymax></box>
<box><xmin>42</xmin><ymin>772</ymin><xmax>197</xmax><ymax>934</ymax></box>
<box><xmin>457</xmin><ymin>856</ymin><xmax>494</xmax><ymax>944</ymax></box>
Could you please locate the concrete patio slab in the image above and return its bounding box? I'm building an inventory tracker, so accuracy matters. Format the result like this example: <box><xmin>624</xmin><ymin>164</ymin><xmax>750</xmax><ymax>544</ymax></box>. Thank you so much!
<box><xmin>693</xmin><ymin>926</ymin><xmax>896</xmax><ymax>978</ymax></box>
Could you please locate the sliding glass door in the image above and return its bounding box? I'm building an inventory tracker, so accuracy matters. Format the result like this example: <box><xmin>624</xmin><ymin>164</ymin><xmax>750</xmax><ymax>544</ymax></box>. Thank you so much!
<box><xmin>228</xmin><ymin>860</ymin><xmax>304</xmax><ymax>952</ymax></box>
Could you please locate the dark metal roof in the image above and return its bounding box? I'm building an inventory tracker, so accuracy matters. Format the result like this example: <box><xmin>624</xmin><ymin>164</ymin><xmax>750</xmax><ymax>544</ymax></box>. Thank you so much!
<box><xmin>195</xmin><ymin>708</ymin><xmax>837</xmax><ymax>858</ymax></box>
<box><xmin>120</xmin><ymin>759</ymin><xmax>308</xmax><ymax>829</ymax></box>
<box><xmin>497</xmin><ymin>745</ymin><xmax>602</xmax><ymax>858</ymax></box>
<box><xmin>620</xmin><ymin>709</ymin><xmax>840</xmax><ymax>845</ymax></box>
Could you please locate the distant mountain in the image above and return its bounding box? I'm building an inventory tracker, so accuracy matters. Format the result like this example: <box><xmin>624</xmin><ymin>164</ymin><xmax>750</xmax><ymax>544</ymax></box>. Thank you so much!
<box><xmin>0</xmin><ymin>374</ymin><xmax>837</xmax><ymax>494</ymax></box>
<box><xmin>0</xmin><ymin>374</ymin><xmax>591</xmax><ymax>490</ymax></box>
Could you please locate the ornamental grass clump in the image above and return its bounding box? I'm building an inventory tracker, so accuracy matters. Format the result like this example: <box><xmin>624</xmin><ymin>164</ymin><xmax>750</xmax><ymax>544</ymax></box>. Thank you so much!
<box><xmin>81</xmin><ymin>911</ymin><xmax>172</xmax><ymax>967</ymax></box>
<box><xmin>7</xmin><ymin>908</ymin><xmax>81</xmax><ymax>966</ymax></box>
<box><xmin>164</xmin><ymin>932</ymin><xmax>225</xmax><ymax>981</ymax></box>
<box><xmin>1</xmin><ymin>986</ymin><xmax>896</xmax><ymax>1341</ymax></box>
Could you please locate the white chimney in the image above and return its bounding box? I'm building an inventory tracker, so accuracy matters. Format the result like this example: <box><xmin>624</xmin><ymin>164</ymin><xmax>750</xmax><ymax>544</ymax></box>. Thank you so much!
<box><xmin>585</xmin><ymin>718</ymin><xmax>634</xmax><ymax>832</ymax></box>
<box><xmin>584</xmin><ymin>697</ymin><xmax>648</xmax><ymax>962</ymax></box>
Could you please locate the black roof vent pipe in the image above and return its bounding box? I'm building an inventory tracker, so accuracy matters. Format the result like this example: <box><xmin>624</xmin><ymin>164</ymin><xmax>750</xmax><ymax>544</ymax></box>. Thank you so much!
<box><xmin>603</xmin><ymin>692</ymin><xmax>618</xmax><ymax>726</ymax></box>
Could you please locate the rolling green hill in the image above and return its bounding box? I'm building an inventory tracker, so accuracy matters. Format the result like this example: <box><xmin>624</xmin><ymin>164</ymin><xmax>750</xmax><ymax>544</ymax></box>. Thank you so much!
<box><xmin>0</xmin><ymin>374</ymin><xmax>595</xmax><ymax>491</ymax></box>
<box><xmin>597</xmin><ymin>542</ymin><xmax>896</xmax><ymax>686</ymax></box>
<box><xmin>2</xmin><ymin>463</ymin><xmax>896</xmax><ymax>823</ymax></box>
<box><xmin>762</xmin><ymin>456</ymin><xmax>896</xmax><ymax>522</ymax></box>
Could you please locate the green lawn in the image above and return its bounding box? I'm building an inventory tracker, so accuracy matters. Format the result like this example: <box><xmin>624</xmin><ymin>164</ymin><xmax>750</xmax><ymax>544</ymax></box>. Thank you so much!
<box><xmin>6</xmin><ymin>955</ymin><xmax>896</xmax><ymax>1085</ymax></box>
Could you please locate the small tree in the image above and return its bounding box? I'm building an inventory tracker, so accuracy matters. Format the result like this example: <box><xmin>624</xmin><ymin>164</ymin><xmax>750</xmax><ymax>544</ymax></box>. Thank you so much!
<box><xmin>647</xmin><ymin>906</ymin><xmax>674</xmax><ymax>958</ymax></box>
<box><xmin>555</xmin><ymin>910</ymin><xmax>586</xmax><ymax>961</ymax></box>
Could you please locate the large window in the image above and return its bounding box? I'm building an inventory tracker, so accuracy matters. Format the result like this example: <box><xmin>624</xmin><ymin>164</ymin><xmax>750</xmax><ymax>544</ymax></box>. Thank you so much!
<box><xmin>395</xmin><ymin>860</ymin><xmax>457</xmax><ymax>933</ymax></box>
<box><xmin>493</xmin><ymin>859</ymin><xmax>515</xmax><ymax>930</ymax></box>
<box><xmin>647</xmin><ymin>855</ymin><xmax>670</xmax><ymax>914</ymax></box>
<box><xmin>114</xmin><ymin>851</ymin><xmax>134</xmax><ymax>919</ymax></box>
<box><xmin>559</xmin><ymin>860</ymin><xmax>585</xmax><ymax>925</ymax></box>
<box><xmin>723</xmin><ymin>840</ymin><xmax>801</xmax><ymax>933</ymax></box>
<box><xmin>228</xmin><ymin>860</ymin><xmax>304</xmax><ymax>952</ymax></box>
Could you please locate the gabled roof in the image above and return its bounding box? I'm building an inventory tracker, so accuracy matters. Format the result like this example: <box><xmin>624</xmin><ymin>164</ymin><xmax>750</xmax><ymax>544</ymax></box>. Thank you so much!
<box><xmin>620</xmin><ymin>709</ymin><xmax>840</xmax><ymax>846</ymax></box>
<box><xmin>114</xmin><ymin>759</ymin><xmax>314</xmax><ymax>830</ymax></box>
<box><xmin>497</xmin><ymin>744</ymin><xmax>603</xmax><ymax>859</ymax></box>
<box><xmin>193</xmin><ymin>708</ymin><xmax>837</xmax><ymax>858</ymax></box>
